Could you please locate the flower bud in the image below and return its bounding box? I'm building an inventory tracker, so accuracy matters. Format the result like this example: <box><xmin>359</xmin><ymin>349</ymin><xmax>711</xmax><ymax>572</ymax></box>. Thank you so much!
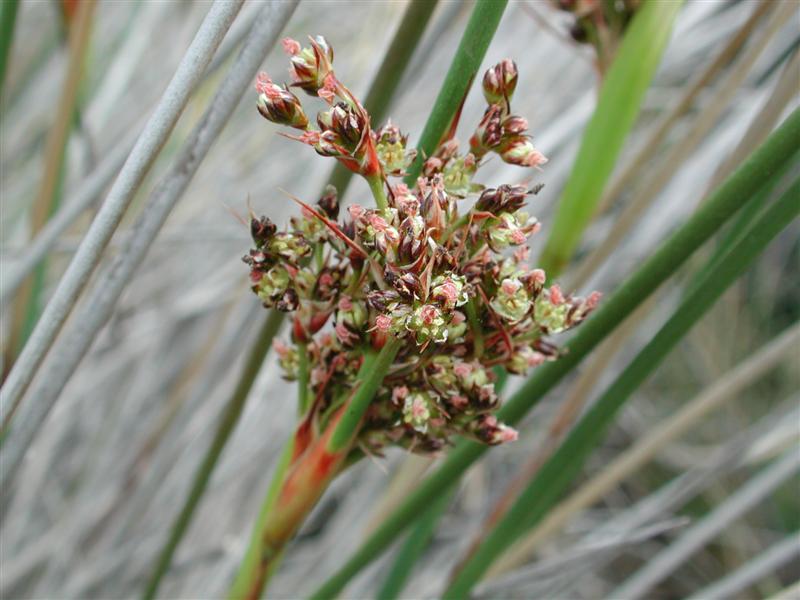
<box><xmin>375</xmin><ymin>121</ymin><xmax>417</xmax><ymax>177</ymax></box>
<box><xmin>255</xmin><ymin>73</ymin><xmax>309</xmax><ymax>129</ymax></box>
<box><xmin>268</xmin><ymin>232</ymin><xmax>312</xmax><ymax>265</ymax></box>
<box><xmin>507</xmin><ymin>345</ymin><xmax>547</xmax><ymax>375</ymax></box>
<box><xmin>403</xmin><ymin>391</ymin><xmax>437</xmax><ymax>433</ymax></box>
<box><xmin>288</xmin><ymin>35</ymin><xmax>334</xmax><ymax>96</ymax></box>
<box><xmin>533</xmin><ymin>288</ymin><xmax>571</xmax><ymax>333</ymax></box>
<box><xmin>336</xmin><ymin>296</ymin><xmax>367</xmax><ymax>330</ymax></box>
<box><xmin>430</xmin><ymin>273</ymin><xmax>468</xmax><ymax>310</ymax></box>
<box><xmin>442</xmin><ymin>153</ymin><xmax>478</xmax><ymax>197</ymax></box>
<box><xmin>255</xmin><ymin>265</ymin><xmax>291</xmax><ymax>306</ymax></box>
<box><xmin>475</xmin><ymin>184</ymin><xmax>529</xmax><ymax>215</ymax></box>
<box><xmin>502</xmin><ymin>114</ymin><xmax>529</xmax><ymax>135</ymax></box>
<box><xmin>407</xmin><ymin>304</ymin><xmax>448</xmax><ymax>345</ymax></box>
<box><xmin>497</xmin><ymin>135</ymin><xmax>548</xmax><ymax>168</ymax></box>
<box><xmin>483</xmin><ymin>59</ymin><xmax>518</xmax><ymax>106</ymax></box>
<box><xmin>469</xmin><ymin>104</ymin><xmax>504</xmax><ymax>158</ymax></box>
<box><xmin>273</xmin><ymin>339</ymin><xmax>299</xmax><ymax>380</ymax></box>
<box><xmin>317</xmin><ymin>184</ymin><xmax>339</xmax><ymax>219</ymax></box>
<box><xmin>491</xmin><ymin>278</ymin><xmax>532</xmax><ymax>323</ymax></box>
<box><xmin>250</xmin><ymin>215</ymin><xmax>277</xmax><ymax>248</ymax></box>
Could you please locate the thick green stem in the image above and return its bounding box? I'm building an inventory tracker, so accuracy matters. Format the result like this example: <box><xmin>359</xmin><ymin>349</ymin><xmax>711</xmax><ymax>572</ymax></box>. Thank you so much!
<box><xmin>228</xmin><ymin>338</ymin><xmax>402</xmax><ymax>599</ymax></box>
<box><xmin>445</xmin><ymin>176</ymin><xmax>800</xmax><ymax>597</ymax></box>
<box><xmin>539</xmin><ymin>0</ymin><xmax>684</xmax><ymax>277</ymax></box>
<box><xmin>465</xmin><ymin>299</ymin><xmax>484</xmax><ymax>358</ymax></box>
<box><xmin>367</xmin><ymin>174</ymin><xmax>390</xmax><ymax>212</ymax></box>
<box><xmin>328</xmin><ymin>338</ymin><xmax>402</xmax><ymax>452</ymax></box>
<box><xmin>141</xmin><ymin>310</ymin><xmax>284</xmax><ymax>600</ymax></box>
<box><xmin>403</xmin><ymin>0</ymin><xmax>508</xmax><ymax>186</ymax></box>
<box><xmin>309</xmin><ymin>109</ymin><xmax>800</xmax><ymax>599</ymax></box>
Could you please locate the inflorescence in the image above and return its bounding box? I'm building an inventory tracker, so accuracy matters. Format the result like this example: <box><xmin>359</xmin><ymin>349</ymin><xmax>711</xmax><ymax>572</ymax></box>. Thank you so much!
<box><xmin>244</xmin><ymin>36</ymin><xmax>600</xmax><ymax>455</ymax></box>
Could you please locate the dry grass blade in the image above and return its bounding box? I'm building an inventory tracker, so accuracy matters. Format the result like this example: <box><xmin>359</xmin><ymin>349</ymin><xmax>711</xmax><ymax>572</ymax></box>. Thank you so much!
<box><xmin>686</xmin><ymin>532</ymin><xmax>800</xmax><ymax>600</ymax></box>
<box><xmin>613</xmin><ymin>448</ymin><xmax>800</xmax><ymax>600</ymax></box>
<box><xmin>7</xmin><ymin>0</ymin><xmax>96</xmax><ymax>362</ymax></box>
<box><xmin>0</xmin><ymin>0</ymin><xmax>296</xmax><ymax>492</ymax></box>
<box><xmin>0</xmin><ymin>0</ymin><xmax>244</xmax><ymax>415</ymax></box>
<box><xmin>488</xmin><ymin>321</ymin><xmax>800</xmax><ymax>577</ymax></box>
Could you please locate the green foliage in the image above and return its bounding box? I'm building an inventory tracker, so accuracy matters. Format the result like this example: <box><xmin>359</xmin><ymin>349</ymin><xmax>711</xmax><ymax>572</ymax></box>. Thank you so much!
<box><xmin>539</xmin><ymin>0</ymin><xmax>684</xmax><ymax>277</ymax></box>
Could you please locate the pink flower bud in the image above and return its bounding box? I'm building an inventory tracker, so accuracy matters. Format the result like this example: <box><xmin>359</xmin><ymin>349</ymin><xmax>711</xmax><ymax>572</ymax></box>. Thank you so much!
<box><xmin>496</xmin><ymin>424</ymin><xmax>519</xmax><ymax>443</ymax></box>
<box><xmin>281</xmin><ymin>37</ymin><xmax>301</xmax><ymax>56</ymax></box>
<box><xmin>375</xmin><ymin>314</ymin><xmax>392</xmax><ymax>333</ymax></box>
<box><xmin>483</xmin><ymin>59</ymin><xmax>518</xmax><ymax>105</ymax></box>
<box><xmin>549</xmin><ymin>284</ymin><xmax>564</xmax><ymax>305</ymax></box>
<box><xmin>453</xmin><ymin>362</ymin><xmax>472</xmax><ymax>378</ymax></box>
<box><xmin>348</xmin><ymin>204</ymin><xmax>365</xmax><ymax>221</ymax></box>
<box><xmin>392</xmin><ymin>385</ymin><xmax>409</xmax><ymax>403</ymax></box>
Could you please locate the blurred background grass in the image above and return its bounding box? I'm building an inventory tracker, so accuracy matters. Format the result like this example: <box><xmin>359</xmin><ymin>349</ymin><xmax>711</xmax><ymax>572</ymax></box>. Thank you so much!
<box><xmin>0</xmin><ymin>1</ymin><xmax>798</xmax><ymax>598</ymax></box>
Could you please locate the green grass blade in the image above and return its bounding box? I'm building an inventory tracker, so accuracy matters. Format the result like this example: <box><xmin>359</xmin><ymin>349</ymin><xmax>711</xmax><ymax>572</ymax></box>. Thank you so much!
<box><xmin>328</xmin><ymin>0</ymin><xmax>440</xmax><ymax>196</ymax></box>
<box><xmin>445</xmin><ymin>175</ymin><xmax>800</xmax><ymax>597</ymax></box>
<box><xmin>377</xmin><ymin>489</ymin><xmax>452</xmax><ymax>600</ymax></box>
<box><xmin>308</xmin><ymin>108</ymin><xmax>800</xmax><ymax>599</ymax></box>
<box><xmin>403</xmin><ymin>0</ymin><xmax>508</xmax><ymax>185</ymax></box>
<box><xmin>539</xmin><ymin>0</ymin><xmax>684</xmax><ymax>277</ymax></box>
<box><xmin>0</xmin><ymin>0</ymin><xmax>19</xmax><ymax>102</ymax></box>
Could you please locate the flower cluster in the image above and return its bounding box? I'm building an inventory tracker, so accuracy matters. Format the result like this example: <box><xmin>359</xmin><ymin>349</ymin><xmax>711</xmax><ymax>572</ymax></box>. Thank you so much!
<box><xmin>246</xmin><ymin>36</ymin><xmax>599</xmax><ymax>456</ymax></box>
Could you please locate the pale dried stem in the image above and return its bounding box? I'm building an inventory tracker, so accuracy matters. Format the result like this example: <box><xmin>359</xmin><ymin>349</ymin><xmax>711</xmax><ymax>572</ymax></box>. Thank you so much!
<box><xmin>0</xmin><ymin>0</ymin><xmax>244</xmax><ymax>416</ymax></box>
<box><xmin>612</xmin><ymin>448</ymin><xmax>800</xmax><ymax>600</ymax></box>
<box><xmin>7</xmin><ymin>0</ymin><xmax>97</xmax><ymax>359</ymax></box>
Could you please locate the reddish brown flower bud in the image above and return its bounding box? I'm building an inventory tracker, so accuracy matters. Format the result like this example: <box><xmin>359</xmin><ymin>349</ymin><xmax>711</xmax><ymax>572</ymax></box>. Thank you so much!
<box><xmin>475</xmin><ymin>184</ymin><xmax>529</xmax><ymax>214</ymax></box>
<box><xmin>502</xmin><ymin>114</ymin><xmax>529</xmax><ymax>135</ymax></box>
<box><xmin>483</xmin><ymin>59</ymin><xmax>518</xmax><ymax>106</ymax></box>
<box><xmin>497</xmin><ymin>135</ymin><xmax>548</xmax><ymax>168</ymax></box>
<box><xmin>250</xmin><ymin>215</ymin><xmax>277</xmax><ymax>247</ymax></box>
<box><xmin>469</xmin><ymin>105</ymin><xmax>504</xmax><ymax>158</ymax></box>
<box><xmin>289</xmin><ymin>35</ymin><xmax>334</xmax><ymax>96</ymax></box>
<box><xmin>255</xmin><ymin>73</ymin><xmax>309</xmax><ymax>129</ymax></box>
<box><xmin>317</xmin><ymin>184</ymin><xmax>339</xmax><ymax>220</ymax></box>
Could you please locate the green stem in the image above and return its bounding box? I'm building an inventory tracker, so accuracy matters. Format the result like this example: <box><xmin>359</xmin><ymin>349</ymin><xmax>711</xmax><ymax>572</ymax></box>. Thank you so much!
<box><xmin>403</xmin><ymin>0</ymin><xmax>509</xmax><ymax>186</ymax></box>
<box><xmin>296</xmin><ymin>341</ymin><xmax>310</xmax><ymax>415</ymax></box>
<box><xmin>141</xmin><ymin>310</ymin><xmax>284</xmax><ymax>600</ymax></box>
<box><xmin>378</xmin><ymin>491</ymin><xmax>452</xmax><ymax>600</ymax></box>
<box><xmin>465</xmin><ymin>299</ymin><xmax>484</xmax><ymax>358</ymax></box>
<box><xmin>0</xmin><ymin>0</ymin><xmax>19</xmax><ymax>102</ymax></box>
<box><xmin>328</xmin><ymin>0</ymin><xmax>440</xmax><ymax>196</ymax></box>
<box><xmin>308</xmin><ymin>108</ymin><xmax>800</xmax><ymax>599</ymax></box>
<box><xmin>367</xmin><ymin>175</ymin><xmax>389</xmax><ymax>212</ymax></box>
<box><xmin>445</xmin><ymin>176</ymin><xmax>800</xmax><ymax>597</ymax></box>
<box><xmin>328</xmin><ymin>338</ymin><xmax>402</xmax><ymax>452</ymax></box>
<box><xmin>226</xmin><ymin>435</ymin><xmax>296</xmax><ymax>600</ymax></box>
